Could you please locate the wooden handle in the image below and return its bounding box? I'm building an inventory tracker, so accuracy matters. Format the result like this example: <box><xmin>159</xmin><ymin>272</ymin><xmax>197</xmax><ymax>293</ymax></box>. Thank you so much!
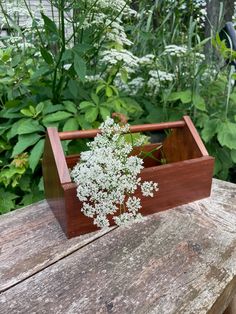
<box><xmin>58</xmin><ymin>120</ymin><xmax>186</xmax><ymax>140</ymax></box>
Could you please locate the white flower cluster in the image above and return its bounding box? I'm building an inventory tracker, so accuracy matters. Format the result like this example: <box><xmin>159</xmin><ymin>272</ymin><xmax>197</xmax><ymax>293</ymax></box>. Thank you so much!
<box><xmin>147</xmin><ymin>69</ymin><xmax>174</xmax><ymax>95</ymax></box>
<box><xmin>71</xmin><ymin>118</ymin><xmax>158</xmax><ymax>228</ymax></box>
<box><xmin>163</xmin><ymin>45</ymin><xmax>188</xmax><ymax>57</ymax></box>
<box><xmin>100</xmin><ymin>49</ymin><xmax>139</xmax><ymax>73</ymax></box>
<box><xmin>138</xmin><ymin>54</ymin><xmax>155</xmax><ymax>65</ymax></box>
<box><xmin>81</xmin><ymin>0</ymin><xmax>137</xmax><ymax>17</ymax></box>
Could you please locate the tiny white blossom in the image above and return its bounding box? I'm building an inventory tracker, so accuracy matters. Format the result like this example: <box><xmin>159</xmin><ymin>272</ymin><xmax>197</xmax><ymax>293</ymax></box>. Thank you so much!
<box><xmin>71</xmin><ymin>118</ymin><xmax>159</xmax><ymax>228</ymax></box>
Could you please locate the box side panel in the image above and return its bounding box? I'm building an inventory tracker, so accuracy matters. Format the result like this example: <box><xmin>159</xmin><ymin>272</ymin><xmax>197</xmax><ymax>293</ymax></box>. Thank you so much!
<box><xmin>163</xmin><ymin>119</ymin><xmax>205</xmax><ymax>163</ymax></box>
<box><xmin>63</xmin><ymin>184</ymin><xmax>99</xmax><ymax>238</ymax></box>
<box><xmin>42</xmin><ymin>132</ymin><xmax>68</xmax><ymax>234</ymax></box>
<box><xmin>138</xmin><ymin>157</ymin><xmax>214</xmax><ymax>215</ymax></box>
<box><xmin>62</xmin><ymin>157</ymin><xmax>214</xmax><ymax>238</ymax></box>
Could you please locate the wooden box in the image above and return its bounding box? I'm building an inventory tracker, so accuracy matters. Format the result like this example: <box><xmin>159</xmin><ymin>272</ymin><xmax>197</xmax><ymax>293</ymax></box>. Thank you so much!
<box><xmin>42</xmin><ymin>116</ymin><xmax>214</xmax><ymax>238</ymax></box>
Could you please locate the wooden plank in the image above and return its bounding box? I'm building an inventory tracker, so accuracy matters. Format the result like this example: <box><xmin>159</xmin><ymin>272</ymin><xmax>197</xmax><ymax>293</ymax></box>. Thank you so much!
<box><xmin>0</xmin><ymin>179</ymin><xmax>235</xmax><ymax>314</ymax></box>
<box><xmin>0</xmin><ymin>201</ymin><xmax>115</xmax><ymax>293</ymax></box>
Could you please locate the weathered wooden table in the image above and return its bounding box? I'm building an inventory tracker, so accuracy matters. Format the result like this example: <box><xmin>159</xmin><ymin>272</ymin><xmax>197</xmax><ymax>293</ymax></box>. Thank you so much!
<box><xmin>0</xmin><ymin>179</ymin><xmax>236</xmax><ymax>314</ymax></box>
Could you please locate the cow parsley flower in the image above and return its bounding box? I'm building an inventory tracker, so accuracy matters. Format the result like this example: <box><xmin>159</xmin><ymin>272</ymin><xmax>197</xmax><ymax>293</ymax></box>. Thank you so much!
<box><xmin>71</xmin><ymin>118</ymin><xmax>159</xmax><ymax>228</ymax></box>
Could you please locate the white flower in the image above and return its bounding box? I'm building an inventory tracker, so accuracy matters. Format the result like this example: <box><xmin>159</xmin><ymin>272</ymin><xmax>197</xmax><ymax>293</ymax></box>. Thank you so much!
<box><xmin>141</xmin><ymin>181</ymin><xmax>159</xmax><ymax>197</ymax></box>
<box><xmin>163</xmin><ymin>45</ymin><xmax>188</xmax><ymax>57</ymax></box>
<box><xmin>71</xmin><ymin>118</ymin><xmax>159</xmax><ymax>228</ymax></box>
<box><xmin>100</xmin><ymin>49</ymin><xmax>139</xmax><ymax>73</ymax></box>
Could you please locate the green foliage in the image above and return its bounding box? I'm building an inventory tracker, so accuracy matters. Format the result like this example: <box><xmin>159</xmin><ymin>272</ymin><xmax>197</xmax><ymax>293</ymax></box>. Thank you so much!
<box><xmin>0</xmin><ymin>0</ymin><xmax>236</xmax><ymax>213</ymax></box>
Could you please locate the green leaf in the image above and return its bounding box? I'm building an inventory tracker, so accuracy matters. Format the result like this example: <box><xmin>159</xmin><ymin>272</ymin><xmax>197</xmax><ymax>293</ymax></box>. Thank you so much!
<box><xmin>40</xmin><ymin>46</ymin><xmax>54</xmax><ymax>65</ymax></box>
<box><xmin>12</xmin><ymin>134</ymin><xmax>42</xmax><ymax>157</ymax></box>
<box><xmin>21</xmin><ymin>108</ymin><xmax>34</xmax><ymax>117</ymax></box>
<box><xmin>120</xmin><ymin>68</ymin><xmax>128</xmax><ymax>83</ymax></box>
<box><xmin>68</xmin><ymin>80</ymin><xmax>78</xmax><ymax>98</ymax></box>
<box><xmin>7</xmin><ymin>119</ymin><xmax>27</xmax><ymax>140</ymax></box>
<box><xmin>42</xmin><ymin>103</ymin><xmax>63</xmax><ymax>115</ymax></box>
<box><xmin>168</xmin><ymin>90</ymin><xmax>192</xmax><ymax>104</ymax></box>
<box><xmin>63</xmin><ymin>118</ymin><xmax>78</xmax><ymax>131</ymax></box>
<box><xmin>106</xmin><ymin>86</ymin><xmax>113</xmax><ymax>97</ymax></box>
<box><xmin>217</xmin><ymin>121</ymin><xmax>236</xmax><ymax>149</ymax></box>
<box><xmin>91</xmin><ymin>93</ymin><xmax>99</xmax><ymax>105</ymax></box>
<box><xmin>100</xmin><ymin>106</ymin><xmax>110</xmax><ymax>121</ymax></box>
<box><xmin>192</xmin><ymin>93</ymin><xmax>206</xmax><ymax>111</ymax></box>
<box><xmin>0</xmin><ymin>189</ymin><xmax>18</xmax><ymax>214</ymax></box>
<box><xmin>73</xmin><ymin>43</ymin><xmax>91</xmax><ymax>55</ymax></box>
<box><xmin>20</xmin><ymin>184</ymin><xmax>44</xmax><ymax>206</ymax></box>
<box><xmin>18</xmin><ymin>120</ymin><xmax>44</xmax><ymax>135</ymax></box>
<box><xmin>201</xmin><ymin>119</ymin><xmax>218</xmax><ymax>143</ymax></box>
<box><xmin>0</xmin><ymin>139</ymin><xmax>11</xmax><ymax>153</ymax></box>
<box><xmin>231</xmin><ymin>149</ymin><xmax>236</xmax><ymax>163</ymax></box>
<box><xmin>29</xmin><ymin>139</ymin><xmax>45</xmax><ymax>172</ymax></box>
<box><xmin>80</xmin><ymin>101</ymin><xmax>95</xmax><ymax>110</ymax></box>
<box><xmin>41</xmin><ymin>13</ymin><xmax>58</xmax><ymax>35</ymax></box>
<box><xmin>96</xmin><ymin>84</ymin><xmax>105</xmax><ymax>94</ymax></box>
<box><xmin>63</xmin><ymin>101</ymin><xmax>77</xmax><ymax>114</ymax></box>
<box><xmin>61</xmin><ymin>49</ymin><xmax>73</xmax><ymax>62</ymax></box>
<box><xmin>77</xmin><ymin>115</ymin><xmax>92</xmax><ymax>129</ymax></box>
<box><xmin>5</xmin><ymin>99</ymin><xmax>21</xmax><ymax>108</ymax></box>
<box><xmin>36</xmin><ymin>102</ymin><xmax>45</xmax><ymax>114</ymax></box>
<box><xmin>42</xmin><ymin>111</ymin><xmax>73</xmax><ymax>124</ymax></box>
<box><xmin>74</xmin><ymin>54</ymin><xmax>86</xmax><ymax>81</ymax></box>
<box><xmin>85</xmin><ymin>107</ymin><xmax>98</xmax><ymax>123</ymax></box>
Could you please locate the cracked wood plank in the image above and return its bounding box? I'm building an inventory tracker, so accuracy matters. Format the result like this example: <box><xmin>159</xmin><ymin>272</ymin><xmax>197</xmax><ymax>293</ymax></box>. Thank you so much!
<box><xmin>0</xmin><ymin>179</ymin><xmax>235</xmax><ymax>314</ymax></box>
<box><xmin>0</xmin><ymin>200</ymin><xmax>115</xmax><ymax>292</ymax></box>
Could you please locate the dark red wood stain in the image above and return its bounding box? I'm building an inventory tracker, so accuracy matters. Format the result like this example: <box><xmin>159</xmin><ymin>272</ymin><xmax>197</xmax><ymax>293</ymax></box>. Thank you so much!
<box><xmin>42</xmin><ymin>116</ymin><xmax>214</xmax><ymax>238</ymax></box>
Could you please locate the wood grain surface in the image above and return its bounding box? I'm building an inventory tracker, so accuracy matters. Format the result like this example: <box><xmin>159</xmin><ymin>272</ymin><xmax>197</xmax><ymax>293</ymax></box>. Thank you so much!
<box><xmin>0</xmin><ymin>179</ymin><xmax>235</xmax><ymax>314</ymax></box>
<box><xmin>0</xmin><ymin>201</ymin><xmax>115</xmax><ymax>292</ymax></box>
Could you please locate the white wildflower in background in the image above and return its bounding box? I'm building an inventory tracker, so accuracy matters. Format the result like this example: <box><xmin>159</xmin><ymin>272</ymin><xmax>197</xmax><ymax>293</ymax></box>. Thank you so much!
<box><xmin>138</xmin><ymin>54</ymin><xmax>155</xmax><ymax>65</ymax></box>
<box><xmin>163</xmin><ymin>45</ymin><xmax>188</xmax><ymax>57</ymax></box>
<box><xmin>71</xmin><ymin>118</ymin><xmax>159</xmax><ymax>228</ymax></box>
<box><xmin>147</xmin><ymin>69</ymin><xmax>174</xmax><ymax>95</ymax></box>
<box><xmin>127</xmin><ymin>77</ymin><xmax>145</xmax><ymax>95</ymax></box>
<box><xmin>100</xmin><ymin>49</ymin><xmax>139</xmax><ymax>73</ymax></box>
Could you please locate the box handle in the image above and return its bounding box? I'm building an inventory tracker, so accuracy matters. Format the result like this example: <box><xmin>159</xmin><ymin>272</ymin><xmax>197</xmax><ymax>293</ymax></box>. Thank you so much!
<box><xmin>58</xmin><ymin>120</ymin><xmax>186</xmax><ymax>140</ymax></box>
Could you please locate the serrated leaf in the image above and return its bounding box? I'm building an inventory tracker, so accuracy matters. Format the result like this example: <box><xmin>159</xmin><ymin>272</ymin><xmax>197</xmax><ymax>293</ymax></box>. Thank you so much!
<box><xmin>217</xmin><ymin>121</ymin><xmax>236</xmax><ymax>149</ymax></box>
<box><xmin>18</xmin><ymin>120</ymin><xmax>44</xmax><ymax>135</ymax></box>
<box><xmin>63</xmin><ymin>101</ymin><xmax>77</xmax><ymax>114</ymax></box>
<box><xmin>63</xmin><ymin>118</ymin><xmax>78</xmax><ymax>131</ymax></box>
<box><xmin>28</xmin><ymin>139</ymin><xmax>45</xmax><ymax>172</ymax></box>
<box><xmin>85</xmin><ymin>107</ymin><xmax>98</xmax><ymax>123</ymax></box>
<box><xmin>0</xmin><ymin>188</ymin><xmax>18</xmax><ymax>214</ymax></box>
<box><xmin>74</xmin><ymin>54</ymin><xmax>86</xmax><ymax>81</ymax></box>
<box><xmin>12</xmin><ymin>134</ymin><xmax>42</xmax><ymax>157</ymax></box>
<box><xmin>42</xmin><ymin>111</ymin><xmax>73</xmax><ymax>124</ymax></box>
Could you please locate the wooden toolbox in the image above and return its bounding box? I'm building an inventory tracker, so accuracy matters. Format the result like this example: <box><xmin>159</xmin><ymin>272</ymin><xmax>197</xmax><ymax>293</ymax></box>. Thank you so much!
<box><xmin>42</xmin><ymin>116</ymin><xmax>214</xmax><ymax>238</ymax></box>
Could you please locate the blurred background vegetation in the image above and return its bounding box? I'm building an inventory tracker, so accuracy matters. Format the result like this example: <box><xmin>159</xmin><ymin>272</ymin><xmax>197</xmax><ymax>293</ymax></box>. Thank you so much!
<box><xmin>0</xmin><ymin>0</ymin><xmax>236</xmax><ymax>213</ymax></box>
